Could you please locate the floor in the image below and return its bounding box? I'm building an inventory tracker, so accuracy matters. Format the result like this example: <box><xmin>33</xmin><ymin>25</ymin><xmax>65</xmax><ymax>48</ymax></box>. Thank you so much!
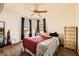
<box><xmin>54</xmin><ymin>45</ymin><xmax>78</xmax><ymax>56</ymax></box>
<box><xmin>0</xmin><ymin>42</ymin><xmax>78</xmax><ymax>56</ymax></box>
<box><xmin>0</xmin><ymin>42</ymin><xmax>23</xmax><ymax>56</ymax></box>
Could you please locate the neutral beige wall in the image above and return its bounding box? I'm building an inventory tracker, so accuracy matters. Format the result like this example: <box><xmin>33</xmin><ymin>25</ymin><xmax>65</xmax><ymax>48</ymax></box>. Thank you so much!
<box><xmin>0</xmin><ymin>4</ymin><xmax>23</xmax><ymax>44</ymax></box>
<box><xmin>45</xmin><ymin>4</ymin><xmax>76</xmax><ymax>34</ymax></box>
<box><xmin>0</xmin><ymin>10</ymin><xmax>21</xmax><ymax>44</ymax></box>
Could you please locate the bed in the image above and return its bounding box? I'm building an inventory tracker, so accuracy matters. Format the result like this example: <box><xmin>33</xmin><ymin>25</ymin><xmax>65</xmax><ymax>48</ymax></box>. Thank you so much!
<box><xmin>23</xmin><ymin>35</ymin><xmax>59</xmax><ymax>56</ymax></box>
<box><xmin>36</xmin><ymin>37</ymin><xmax>59</xmax><ymax>56</ymax></box>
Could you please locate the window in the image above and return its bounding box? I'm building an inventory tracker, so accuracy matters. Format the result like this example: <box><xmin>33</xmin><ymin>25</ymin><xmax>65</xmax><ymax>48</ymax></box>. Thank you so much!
<box><xmin>21</xmin><ymin>17</ymin><xmax>32</xmax><ymax>40</ymax></box>
<box><xmin>40</xmin><ymin>19</ymin><xmax>44</xmax><ymax>34</ymax></box>
<box><xmin>24</xmin><ymin>19</ymin><xmax>30</xmax><ymax>38</ymax></box>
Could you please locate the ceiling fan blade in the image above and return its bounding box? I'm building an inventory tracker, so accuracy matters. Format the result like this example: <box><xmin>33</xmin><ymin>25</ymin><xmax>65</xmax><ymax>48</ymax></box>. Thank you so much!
<box><xmin>33</xmin><ymin>10</ymin><xmax>47</xmax><ymax>13</ymax></box>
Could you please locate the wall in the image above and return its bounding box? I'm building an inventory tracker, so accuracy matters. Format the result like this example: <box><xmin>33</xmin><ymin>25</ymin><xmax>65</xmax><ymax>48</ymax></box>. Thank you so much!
<box><xmin>45</xmin><ymin>4</ymin><xmax>76</xmax><ymax>34</ymax></box>
<box><xmin>0</xmin><ymin>4</ymin><xmax>25</xmax><ymax>44</ymax></box>
<box><xmin>0</xmin><ymin>8</ymin><xmax>21</xmax><ymax>44</ymax></box>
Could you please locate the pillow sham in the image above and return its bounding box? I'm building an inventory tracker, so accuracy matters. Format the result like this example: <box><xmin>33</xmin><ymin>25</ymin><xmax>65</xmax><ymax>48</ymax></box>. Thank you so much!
<box><xmin>41</xmin><ymin>33</ymin><xmax>49</xmax><ymax>39</ymax></box>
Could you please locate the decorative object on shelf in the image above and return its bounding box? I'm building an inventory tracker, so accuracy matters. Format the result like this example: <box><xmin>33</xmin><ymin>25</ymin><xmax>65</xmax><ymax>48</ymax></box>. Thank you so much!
<box><xmin>7</xmin><ymin>30</ymin><xmax>11</xmax><ymax>45</ymax></box>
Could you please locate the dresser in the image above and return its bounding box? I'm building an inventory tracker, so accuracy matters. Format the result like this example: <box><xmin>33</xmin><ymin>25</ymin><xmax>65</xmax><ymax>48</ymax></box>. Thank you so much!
<box><xmin>64</xmin><ymin>27</ymin><xmax>78</xmax><ymax>51</ymax></box>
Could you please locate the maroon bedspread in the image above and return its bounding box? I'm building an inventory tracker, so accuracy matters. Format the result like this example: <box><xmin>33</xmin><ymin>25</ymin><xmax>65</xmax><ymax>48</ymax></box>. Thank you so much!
<box><xmin>23</xmin><ymin>36</ymin><xmax>46</xmax><ymax>54</ymax></box>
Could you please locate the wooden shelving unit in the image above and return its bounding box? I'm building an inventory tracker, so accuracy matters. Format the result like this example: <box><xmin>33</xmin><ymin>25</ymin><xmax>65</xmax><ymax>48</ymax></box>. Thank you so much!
<box><xmin>64</xmin><ymin>27</ymin><xmax>78</xmax><ymax>51</ymax></box>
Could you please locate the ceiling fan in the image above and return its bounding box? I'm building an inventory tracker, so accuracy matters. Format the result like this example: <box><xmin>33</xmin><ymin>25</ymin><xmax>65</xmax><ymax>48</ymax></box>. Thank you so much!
<box><xmin>33</xmin><ymin>4</ymin><xmax>47</xmax><ymax>13</ymax></box>
<box><xmin>24</xmin><ymin>4</ymin><xmax>47</xmax><ymax>18</ymax></box>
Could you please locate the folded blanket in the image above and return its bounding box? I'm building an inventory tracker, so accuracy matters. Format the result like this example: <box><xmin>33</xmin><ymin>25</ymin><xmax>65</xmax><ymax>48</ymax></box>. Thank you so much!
<box><xmin>23</xmin><ymin>36</ymin><xmax>46</xmax><ymax>54</ymax></box>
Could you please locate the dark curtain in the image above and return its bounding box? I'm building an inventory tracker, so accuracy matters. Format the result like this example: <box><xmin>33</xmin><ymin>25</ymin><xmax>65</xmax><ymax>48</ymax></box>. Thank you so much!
<box><xmin>35</xmin><ymin>20</ymin><xmax>40</xmax><ymax>36</ymax></box>
<box><xmin>29</xmin><ymin>19</ymin><xmax>32</xmax><ymax>37</ymax></box>
<box><xmin>43</xmin><ymin>18</ymin><xmax>47</xmax><ymax>33</ymax></box>
<box><xmin>21</xmin><ymin>17</ymin><xmax>25</xmax><ymax>40</ymax></box>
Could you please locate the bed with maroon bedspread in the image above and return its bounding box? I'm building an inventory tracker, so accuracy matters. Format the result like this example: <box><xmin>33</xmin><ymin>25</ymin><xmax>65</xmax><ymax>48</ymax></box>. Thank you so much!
<box><xmin>23</xmin><ymin>36</ymin><xmax>46</xmax><ymax>54</ymax></box>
